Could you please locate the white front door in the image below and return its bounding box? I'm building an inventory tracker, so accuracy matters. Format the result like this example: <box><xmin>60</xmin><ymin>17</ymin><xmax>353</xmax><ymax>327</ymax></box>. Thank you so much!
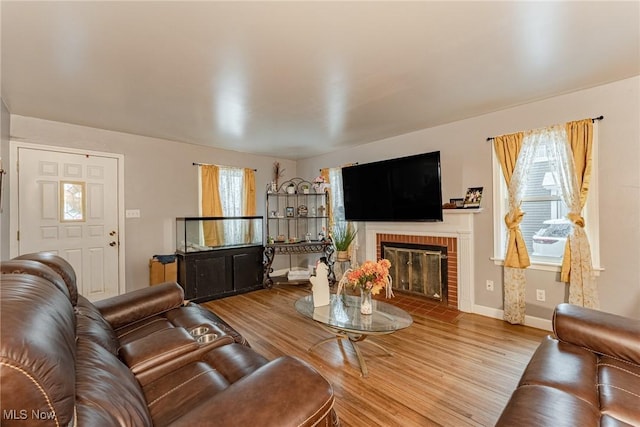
<box><xmin>16</xmin><ymin>146</ymin><xmax>121</xmax><ymax>301</ymax></box>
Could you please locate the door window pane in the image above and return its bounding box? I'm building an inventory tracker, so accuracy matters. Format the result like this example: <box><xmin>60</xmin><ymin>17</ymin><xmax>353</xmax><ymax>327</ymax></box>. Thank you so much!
<box><xmin>61</xmin><ymin>181</ymin><xmax>85</xmax><ymax>221</ymax></box>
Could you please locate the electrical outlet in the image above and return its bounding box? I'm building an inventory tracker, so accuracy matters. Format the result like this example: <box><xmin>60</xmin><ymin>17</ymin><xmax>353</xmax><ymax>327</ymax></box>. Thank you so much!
<box><xmin>486</xmin><ymin>280</ymin><xmax>494</xmax><ymax>291</ymax></box>
<box><xmin>125</xmin><ymin>209</ymin><xmax>141</xmax><ymax>218</ymax></box>
<box><xmin>536</xmin><ymin>289</ymin><xmax>546</xmax><ymax>302</ymax></box>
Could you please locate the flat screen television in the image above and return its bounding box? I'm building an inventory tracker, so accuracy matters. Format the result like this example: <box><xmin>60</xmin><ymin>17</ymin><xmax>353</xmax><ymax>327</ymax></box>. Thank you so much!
<box><xmin>342</xmin><ymin>151</ymin><xmax>443</xmax><ymax>222</ymax></box>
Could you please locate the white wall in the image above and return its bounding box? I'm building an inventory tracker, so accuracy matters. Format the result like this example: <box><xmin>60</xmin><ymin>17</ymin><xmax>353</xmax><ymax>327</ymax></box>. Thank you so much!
<box><xmin>8</xmin><ymin>117</ymin><xmax>297</xmax><ymax>292</ymax></box>
<box><xmin>298</xmin><ymin>76</ymin><xmax>640</xmax><ymax>319</ymax></box>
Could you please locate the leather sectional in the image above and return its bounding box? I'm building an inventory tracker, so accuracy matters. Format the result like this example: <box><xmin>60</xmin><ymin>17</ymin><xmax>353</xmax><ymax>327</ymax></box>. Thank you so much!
<box><xmin>0</xmin><ymin>252</ymin><xmax>340</xmax><ymax>426</ymax></box>
<box><xmin>496</xmin><ymin>303</ymin><xmax>640</xmax><ymax>426</ymax></box>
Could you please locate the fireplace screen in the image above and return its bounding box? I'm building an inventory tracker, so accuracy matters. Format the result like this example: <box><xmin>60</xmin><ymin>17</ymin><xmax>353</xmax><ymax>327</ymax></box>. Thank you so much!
<box><xmin>384</xmin><ymin>246</ymin><xmax>444</xmax><ymax>301</ymax></box>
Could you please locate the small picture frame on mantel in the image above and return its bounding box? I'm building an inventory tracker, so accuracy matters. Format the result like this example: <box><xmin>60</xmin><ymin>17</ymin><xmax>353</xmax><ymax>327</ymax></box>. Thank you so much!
<box><xmin>463</xmin><ymin>187</ymin><xmax>483</xmax><ymax>208</ymax></box>
<box><xmin>450</xmin><ymin>198</ymin><xmax>464</xmax><ymax>209</ymax></box>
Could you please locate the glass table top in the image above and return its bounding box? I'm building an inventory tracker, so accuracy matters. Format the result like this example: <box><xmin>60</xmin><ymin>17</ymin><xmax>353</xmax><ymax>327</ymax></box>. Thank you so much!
<box><xmin>295</xmin><ymin>294</ymin><xmax>413</xmax><ymax>334</ymax></box>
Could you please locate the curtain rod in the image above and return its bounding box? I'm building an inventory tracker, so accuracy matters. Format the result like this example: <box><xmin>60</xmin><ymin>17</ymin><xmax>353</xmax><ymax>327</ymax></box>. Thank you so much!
<box><xmin>193</xmin><ymin>162</ymin><xmax>256</xmax><ymax>171</ymax></box>
<box><xmin>486</xmin><ymin>115</ymin><xmax>604</xmax><ymax>142</ymax></box>
<box><xmin>319</xmin><ymin>162</ymin><xmax>359</xmax><ymax>172</ymax></box>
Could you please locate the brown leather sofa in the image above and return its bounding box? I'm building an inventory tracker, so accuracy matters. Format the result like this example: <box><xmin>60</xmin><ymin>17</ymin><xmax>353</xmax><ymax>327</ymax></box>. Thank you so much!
<box><xmin>496</xmin><ymin>303</ymin><xmax>640</xmax><ymax>426</ymax></box>
<box><xmin>1</xmin><ymin>253</ymin><xmax>340</xmax><ymax>426</ymax></box>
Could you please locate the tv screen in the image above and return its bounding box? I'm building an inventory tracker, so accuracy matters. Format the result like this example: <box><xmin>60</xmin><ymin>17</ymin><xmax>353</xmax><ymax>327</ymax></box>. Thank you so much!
<box><xmin>342</xmin><ymin>151</ymin><xmax>443</xmax><ymax>222</ymax></box>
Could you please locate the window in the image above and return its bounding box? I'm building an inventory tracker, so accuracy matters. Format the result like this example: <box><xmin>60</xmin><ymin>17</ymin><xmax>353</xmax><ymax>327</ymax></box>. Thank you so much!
<box><xmin>60</xmin><ymin>181</ymin><xmax>85</xmax><ymax>222</ymax></box>
<box><xmin>492</xmin><ymin>128</ymin><xmax>600</xmax><ymax>271</ymax></box>
<box><xmin>199</xmin><ymin>165</ymin><xmax>256</xmax><ymax>247</ymax></box>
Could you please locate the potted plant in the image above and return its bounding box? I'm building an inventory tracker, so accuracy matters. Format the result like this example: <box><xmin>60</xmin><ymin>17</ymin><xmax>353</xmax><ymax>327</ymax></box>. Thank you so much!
<box><xmin>332</xmin><ymin>221</ymin><xmax>357</xmax><ymax>262</ymax></box>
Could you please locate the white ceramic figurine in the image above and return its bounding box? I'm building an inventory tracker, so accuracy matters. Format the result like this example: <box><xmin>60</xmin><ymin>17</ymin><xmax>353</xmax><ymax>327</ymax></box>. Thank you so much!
<box><xmin>310</xmin><ymin>259</ymin><xmax>330</xmax><ymax>307</ymax></box>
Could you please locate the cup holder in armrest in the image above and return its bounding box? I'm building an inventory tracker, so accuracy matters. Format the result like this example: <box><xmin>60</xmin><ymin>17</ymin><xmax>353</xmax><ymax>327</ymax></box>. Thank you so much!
<box><xmin>189</xmin><ymin>326</ymin><xmax>210</xmax><ymax>337</ymax></box>
<box><xmin>196</xmin><ymin>333</ymin><xmax>218</xmax><ymax>345</ymax></box>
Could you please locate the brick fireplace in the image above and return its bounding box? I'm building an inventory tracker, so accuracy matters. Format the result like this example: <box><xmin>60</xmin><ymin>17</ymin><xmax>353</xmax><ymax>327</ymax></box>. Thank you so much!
<box><xmin>364</xmin><ymin>210</ymin><xmax>479</xmax><ymax>312</ymax></box>
<box><xmin>377</xmin><ymin>234</ymin><xmax>457</xmax><ymax>309</ymax></box>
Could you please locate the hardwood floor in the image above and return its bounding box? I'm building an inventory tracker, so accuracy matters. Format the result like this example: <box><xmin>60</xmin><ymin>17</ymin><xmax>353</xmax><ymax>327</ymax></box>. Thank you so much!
<box><xmin>204</xmin><ymin>285</ymin><xmax>548</xmax><ymax>427</ymax></box>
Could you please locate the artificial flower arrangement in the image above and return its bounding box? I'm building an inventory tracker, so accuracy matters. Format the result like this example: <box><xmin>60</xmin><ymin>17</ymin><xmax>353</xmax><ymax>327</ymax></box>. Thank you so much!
<box><xmin>337</xmin><ymin>258</ymin><xmax>394</xmax><ymax>299</ymax></box>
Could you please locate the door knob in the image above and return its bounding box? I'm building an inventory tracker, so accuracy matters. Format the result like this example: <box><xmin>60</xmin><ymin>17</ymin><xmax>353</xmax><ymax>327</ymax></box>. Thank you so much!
<box><xmin>109</xmin><ymin>230</ymin><xmax>117</xmax><ymax>236</ymax></box>
<box><xmin>109</xmin><ymin>241</ymin><xmax>117</xmax><ymax>247</ymax></box>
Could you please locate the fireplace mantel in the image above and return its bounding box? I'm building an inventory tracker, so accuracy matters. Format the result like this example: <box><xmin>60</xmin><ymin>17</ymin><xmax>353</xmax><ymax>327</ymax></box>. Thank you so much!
<box><xmin>364</xmin><ymin>209</ymin><xmax>481</xmax><ymax>312</ymax></box>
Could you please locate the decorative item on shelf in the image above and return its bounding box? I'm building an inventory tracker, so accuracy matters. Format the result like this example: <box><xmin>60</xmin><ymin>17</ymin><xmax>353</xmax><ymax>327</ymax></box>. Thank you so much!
<box><xmin>312</xmin><ymin>175</ymin><xmax>329</xmax><ymax>193</ymax></box>
<box><xmin>301</xmin><ymin>183</ymin><xmax>310</xmax><ymax>194</ymax></box>
<box><xmin>317</xmin><ymin>205</ymin><xmax>326</xmax><ymax>216</ymax></box>
<box><xmin>310</xmin><ymin>207</ymin><xmax>316</xmax><ymax>216</ymax></box>
<box><xmin>443</xmin><ymin>198</ymin><xmax>465</xmax><ymax>209</ymax></box>
<box><xmin>463</xmin><ymin>187</ymin><xmax>483</xmax><ymax>208</ymax></box>
<box><xmin>310</xmin><ymin>259</ymin><xmax>330</xmax><ymax>307</ymax></box>
<box><xmin>332</xmin><ymin>221</ymin><xmax>357</xmax><ymax>262</ymax></box>
<box><xmin>276</xmin><ymin>234</ymin><xmax>286</xmax><ymax>242</ymax></box>
<box><xmin>318</xmin><ymin>226</ymin><xmax>326</xmax><ymax>242</ymax></box>
<box><xmin>285</xmin><ymin>207</ymin><xmax>295</xmax><ymax>217</ymax></box>
<box><xmin>286</xmin><ymin>183</ymin><xmax>296</xmax><ymax>194</ymax></box>
<box><xmin>297</xmin><ymin>205</ymin><xmax>308</xmax><ymax>217</ymax></box>
<box><xmin>336</xmin><ymin>259</ymin><xmax>394</xmax><ymax>315</ymax></box>
<box><xmin>273</xmin><ymin>162</ymin><xmax>284</xmax><ymax>189</ymax></box>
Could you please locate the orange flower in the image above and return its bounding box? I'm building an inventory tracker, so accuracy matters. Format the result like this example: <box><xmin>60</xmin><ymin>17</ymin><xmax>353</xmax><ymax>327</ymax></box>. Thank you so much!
<box><xmin>346</xmin><ymin>259</ymin><xmax>392</xmax><ymax>295</ymax></box>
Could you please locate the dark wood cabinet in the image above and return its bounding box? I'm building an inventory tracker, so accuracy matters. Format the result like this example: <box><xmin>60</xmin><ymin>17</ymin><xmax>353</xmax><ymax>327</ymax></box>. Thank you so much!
<box><xmin>177</xmin><ymin>245</ymin><xmax>263</xmax><ymax>302</ymax></box>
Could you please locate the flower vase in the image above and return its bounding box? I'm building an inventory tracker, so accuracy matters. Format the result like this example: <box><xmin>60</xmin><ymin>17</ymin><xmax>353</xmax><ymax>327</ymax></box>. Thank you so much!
<box><xmin>360</xmin><ymin>288</ymin><xmax>373</xmax><ymax>315</ymax></box>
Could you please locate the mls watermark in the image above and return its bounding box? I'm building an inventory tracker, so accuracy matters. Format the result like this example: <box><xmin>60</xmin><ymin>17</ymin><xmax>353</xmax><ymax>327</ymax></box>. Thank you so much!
<box><xmin>3</xmin><ymin>409</ymin><xmax>56</xmax><ymax>421</ymax></box>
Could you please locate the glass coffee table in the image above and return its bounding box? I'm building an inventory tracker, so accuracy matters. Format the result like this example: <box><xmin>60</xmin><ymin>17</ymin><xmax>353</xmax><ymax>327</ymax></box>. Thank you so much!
<box><xmin>295</xmin><ymin>294</ymin><xmax>413</xmax><ymax>377</ymax></box>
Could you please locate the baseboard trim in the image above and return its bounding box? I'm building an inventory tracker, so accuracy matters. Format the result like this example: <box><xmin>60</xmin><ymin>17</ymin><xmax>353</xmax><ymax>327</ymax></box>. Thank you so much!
<box><xmin>472</xmin><ymin>304</ymin><xmax>553</xmax><ymax>331</ymax></box>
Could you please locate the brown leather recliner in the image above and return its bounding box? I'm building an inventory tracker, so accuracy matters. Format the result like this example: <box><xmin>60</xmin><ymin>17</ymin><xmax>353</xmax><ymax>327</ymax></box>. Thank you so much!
<box><xmin>1</xmin><ymin>254</ymin><xmax>340</xmax><ymax>426</ymax></box>
<box><xmin>496</xmin><ymin>303</ymin><xmax>640</xmax><ymax>426</ymax></box>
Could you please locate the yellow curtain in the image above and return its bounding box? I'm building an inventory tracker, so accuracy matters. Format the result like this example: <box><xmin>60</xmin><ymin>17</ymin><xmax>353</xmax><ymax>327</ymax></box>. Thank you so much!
<box><xmin>242</xmin><ymin>169</ymin><xmax>256</xmax><ymax>215</ymax></box>
<box><xmin>242</xmin><ymin>168</ymin><xmax>256</xmax><ymax>243</ymax></box>
<box><xmin>561</xmin><ymin>119</ymin><xmax>594</xmax><ymax>282</ymax></box>
<box><xmin>494</xmin><ymin>131</ymin><xmax>529</xmax><ymax>324</ymax></box>
<box><xmin>494</xmin><ymin>132</ymin><xmax>530</xmax><ymax>268</ymax></box>
<box><xmin>320</xmin><ymin>168</ymin><xmax>331</xmax><ymax>232</ymax></box>
<box><xmin>201</xmin><ymin>165</ymin><xmax>223</xmax><ymax>246</ymax></box>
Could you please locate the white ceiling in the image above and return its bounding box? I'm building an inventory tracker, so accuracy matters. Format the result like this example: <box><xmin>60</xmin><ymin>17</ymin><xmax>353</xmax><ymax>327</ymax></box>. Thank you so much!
<box><xmin>2</xmin><ymin>1</ymin><xmax>639</xmax><ymax>159</ymax></box>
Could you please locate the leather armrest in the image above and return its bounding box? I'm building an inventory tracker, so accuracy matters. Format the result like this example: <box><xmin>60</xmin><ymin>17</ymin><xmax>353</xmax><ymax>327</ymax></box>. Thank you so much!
<box><xmin>553</xmin><ymin>303</ymin><xmax>640</xmax><ymax>364</ymax></box>
<box><xmin>134</xmin><ymin>334</ymin><xmax>235</xmax><ymax>386</ymax></box>
<box><xmin>120</xmin><ymin>328</ymin><xmax>199</xmax><ymax>375</ymax></box>
<box><xmin>95</xmin><ymin>282</ymin><xmax>184</xmax><ymax>330</ymax></box>
<box><xmin>168</xmin><ymin>356</ymin><xmax>335</xmax><ymax>427</ymax></box>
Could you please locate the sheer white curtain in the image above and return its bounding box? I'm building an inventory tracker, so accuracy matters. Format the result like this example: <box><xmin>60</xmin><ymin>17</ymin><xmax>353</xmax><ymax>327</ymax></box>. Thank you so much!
<box><xmin>501</xmin><ymin>129</ymin><xmax>545</xmax><ymax>324</ymax></box>
<box><xmin>505</xmin><ymin>125</ymin><xmax>568</xmax><ymax>323</ymax></box>
<box><xmin>329</xmin><ymin>167</ymin><xmax>360</xmax><ymax>267</ymax></box>
<box><xmin>219</xmin><ymin>167</ymin><xmax>244</xmax><ymax>244</ymax></box>
<box><xmin>547</xmin><ymin>127</ymin><xmax>599</xmax><ymax>308</ymax></box>
<box><xmin>329</xmin><ymin>168</ymin><xmax>345</xmax><ymax>222</ymax></box>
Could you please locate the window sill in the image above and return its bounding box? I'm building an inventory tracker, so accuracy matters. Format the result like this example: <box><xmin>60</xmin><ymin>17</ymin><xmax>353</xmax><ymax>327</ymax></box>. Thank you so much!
<box><xmin>491</xmin><ymin>257</ymin><xmax>603</xmax><ymax>276</ymax></box>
